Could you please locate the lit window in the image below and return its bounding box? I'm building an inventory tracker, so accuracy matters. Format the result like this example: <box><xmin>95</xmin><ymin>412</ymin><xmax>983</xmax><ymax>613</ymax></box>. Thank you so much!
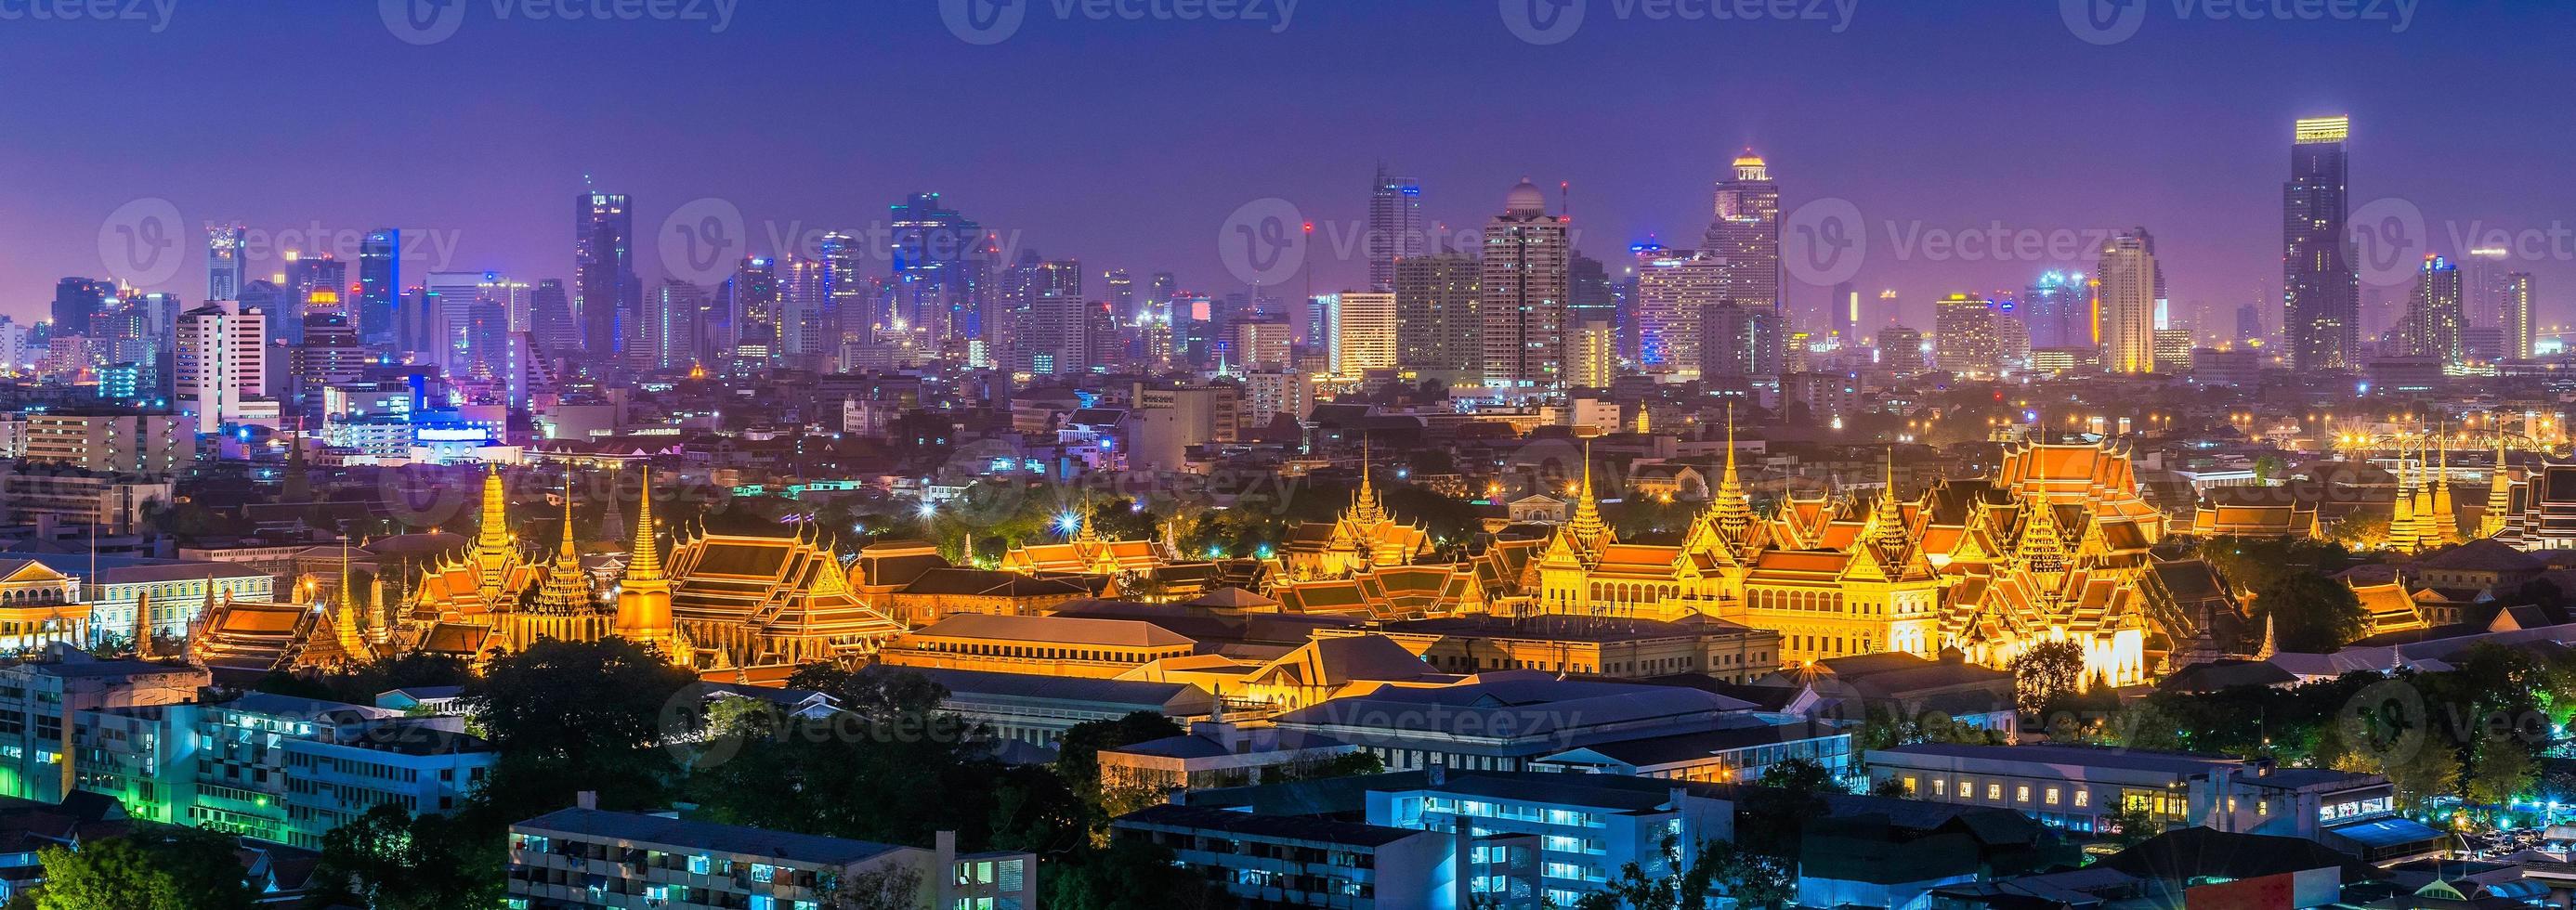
<box><xmin>2074</xmin><ymin>789</ymin><xmax>2089</xmax><ymax>808</ymax></box>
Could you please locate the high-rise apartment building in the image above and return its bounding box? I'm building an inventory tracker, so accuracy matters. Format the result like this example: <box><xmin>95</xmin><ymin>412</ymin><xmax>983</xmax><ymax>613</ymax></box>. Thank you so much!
<box><xmin>2404</xmin><ymin>255</ymin><xmax>2464</xmax><ymax>365</ymax></box>
<box><xmin>529</xmin><ymin>280</ymin><xmax>576</xmax><ymax>359</ymax></box>
<box><xmin>2098</xmin><ymin>231</ymin><xmax>2159</xmax><ymax>373</ymax></box>
<box><xmin>1393</xmin><ymin>250</ymin><xmax>1480</xmax><ymax>383</ymax></box>
<box><xmin>2284</xmin><ymin>115</ymin><xmax>2358</xmax><ymax>371</ymax></box>
<box><xmin>175</xmin><ymin>301</ymin><xmax>269</xmax><ymax>429</ymax></box>
<box><xmin>1480</xmin><ymin>180</ymin><xmax>1570</xmax><ymax>391</ymax></box>
<box><xmin>1634</xmin><ymin>246</ymin><xmax>1729</xmax><ymax>376</ymax></box>
<box><xmin>2504</xmin><ymin>273</ymin><xmax>2536</xmax><ymax>359</ymax></box>
<box><xmin>1877</xmin><ymin>325</ymin><xmax>1926</xmax><ymax>373</ymax></box>
<box><xmin>1932</xmin><ymin>294</ymin><xmax>2002</xmax><ymax>376</ymax></box>
<box><xmin>2463</xmin><ymin>246</ymin><xmax>2514</xmax><ymax>329</ymax></box>
<box><xmin>1322</xmin><ymin>292</ymin><xmax>1396</xmax><ymax>377</ymax></box>
<box><xmin>1367</xmin><ymin>164</ymin><xmax>1423</xmax><ymax>292</ymax></box>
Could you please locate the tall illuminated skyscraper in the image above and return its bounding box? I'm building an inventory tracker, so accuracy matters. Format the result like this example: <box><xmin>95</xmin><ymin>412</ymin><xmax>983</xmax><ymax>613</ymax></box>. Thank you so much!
<box><xmin>2023</xmin><ymin>270</ymin><xmax>2089</xmax><ymax>350</ymax></box>
<box><xmin>206</xmin><ymin>223</ymin><xmax>246</xmax><ymax>302</ymax></box>
<box><xmin>2284</xmin><ymin>115</ymin><xmax>2357</xmax><ymax>371</ymax></box>
<box><xmin>358</xmin><ymin>229</ymin><xmax>399</xmax><ymax>348</ymax></box>
<box><xmin>1366</xmin><ymin>163</ymin><xmax>1423</xmax><ymax>292</ymax></box>
<box><xmin>1704</xmin><ymin>151</ymin><xmax>1782</xmax><ymax>311</ymax></box>
<box><xmin>888</xmin><ymin>192</ymin><xmax>989</xmax><ymax>341</ymax></box>
<box><xmin>2098</xmin><ymin>230</ymin><xmax>2159</xmax><ymax>373</ymax></box>
<box><xmin>1480</xmin><ymin>179</ymin><xmax>1570</xmax><ymax>390</ymax></box>
<box><xmin>1322</xmin><ymin>292</ymin><xmax>1396</xmax><ymax>376</ymax></box>
<box><xmin>575</xmin><ymin>191</ymin><xmax>638</xmax><ymax>367</ymax></box>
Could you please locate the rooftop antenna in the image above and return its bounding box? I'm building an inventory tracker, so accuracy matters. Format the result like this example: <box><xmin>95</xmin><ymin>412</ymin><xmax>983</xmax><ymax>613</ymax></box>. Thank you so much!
<box><xmin>1560</xmin><ymin>181</ymin><xmax>1571</xmax><ymax>221</ymax></box>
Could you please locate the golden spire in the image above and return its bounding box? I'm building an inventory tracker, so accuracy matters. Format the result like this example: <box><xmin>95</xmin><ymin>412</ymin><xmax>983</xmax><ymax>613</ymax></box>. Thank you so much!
<box><xmin>1707</xmin><ymin>404</ymin><xmax>1756</xmax><ymax>548</ymax></box>
<box><xmin>557</xmin><ymin>472</ymin><xmax>580</xmax><ymax>563</ymax></box>
<box><xmin>627</xmin><ymin>465</ymin><xmax>663</xmax><ymax>583</ymax></box>
<box><xmin>475</xmin><ymin>462</ymin><xmax>511</xmax><ymax>553</ymax></box>
<box><xmin>1351</xmin><ymin>436</ymin><xmax>1385</xmax><ymax>525</ymax></box>
<box><xmin>1564</xmin><ymin>439</ymin><xmax>1615</xmax><ymax>555</ymax></box>
<box><xmin>334</xmin><ymin>535</ymin><xmax>367</xmax><ymax>656</ymax></box>
<box><xmin>1074</xmin><ymin>490</ymin><xmax>1100</xmax><ymax>544</ymax></box>
<box><xmin>2485</xmin><ymin>432</ymin><xmax>2516</xmax><ymax>540</ymax></box>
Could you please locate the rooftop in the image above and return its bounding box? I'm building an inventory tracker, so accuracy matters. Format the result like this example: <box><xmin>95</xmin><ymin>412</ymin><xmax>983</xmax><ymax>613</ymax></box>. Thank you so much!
<box><xmin>517</xmin><ymin>808</ymin><xmax>909</xmax><ymax>865</ymax></box>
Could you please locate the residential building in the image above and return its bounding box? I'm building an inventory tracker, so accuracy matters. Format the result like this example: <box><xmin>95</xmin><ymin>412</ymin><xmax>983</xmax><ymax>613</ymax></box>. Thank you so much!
<box><xmin>508</xmin><ymin>807</ymin><xmax>1036</xmax><ymax>910</ymax></box>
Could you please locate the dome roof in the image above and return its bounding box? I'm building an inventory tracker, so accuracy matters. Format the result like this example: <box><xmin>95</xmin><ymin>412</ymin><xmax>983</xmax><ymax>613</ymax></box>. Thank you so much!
<box><xmin>1733</xmin><ymin>150</ymin><xmax>1767</xmax><ymax>167</ymax></box>
<box><xmin>1504</xmin><ymin>178</ymin><xmax>1546</xmax><ymax>216</ymax></box>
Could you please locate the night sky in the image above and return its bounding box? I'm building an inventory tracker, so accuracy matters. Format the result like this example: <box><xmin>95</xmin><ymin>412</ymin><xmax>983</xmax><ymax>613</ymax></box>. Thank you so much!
<box><xmin>3</xmin><ymin>0</ymin><xmax>2569</xmax><ymax>335</ymax></box>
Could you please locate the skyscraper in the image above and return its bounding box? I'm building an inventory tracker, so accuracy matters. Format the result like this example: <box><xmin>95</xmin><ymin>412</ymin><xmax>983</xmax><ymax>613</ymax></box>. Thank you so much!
<box><xmin>2404</xmin><ymin>255</ymin><xmax>2464</xmax><ymax>365</ymax></box>
<box><xmin>2284</xmin><ymin>115</ymin><xmax>2358</xmax><ymax>371</ymax></box>
<box><xmin>724</xmin><ymin>257</ymin><xmax>780</xmax><ymax>368</ymax></box>
<box><xmin>530</xmin><ymin>280</ymin><xmax>576</xmax><ymax>360</ymax></box>
<box><xmin>1568</xmin><ymin>254</ymin><xmax>1615</xmax><ymax>329</ymax></box>
<box><xmin>358</xmin><ymin>229</ymin><xmax>399</xmax><ymax>348</ymax></box>
<box><xmin>888</xmin><ymin>192</ymin><xmax>989</xmax><ymax>342</ymax></box>
<box><xmin>2098</xmin><ymin>230</ymin><xmax>2159</xmax><ymax>373</ymax></box>
<box><xmin>1704</xmin><ymin>151</ymin><xmax>1782</xmax><ymax>311</ymax></box>
<box><xmin>1480</xmin><ymin>180</ymin><xmax>1570</xmax><ymax>390</ymax></box>
<box><xmin>2463</xmin><ymin>246</ymin><xmax>2513</xmax><ymax>329</ymax></box>
<box><xmin>2023</xmin><ymin>271</ymin><xmax>2089</xmax><ymax>350</ymax></box>
<box><xmin>50</xmin><ymin>278</ymin><xmax>112</xmax><ymax>337</ymax></box>
<box><xmin>2504</xmin><ymin>272</ymin><xmax>2536</xmax><ymax>359</ymax></box>
<box><xmin>1393</xmin><ymin>248</ymin><xmax>1480</xmax><ymax>384</ymax></box>
<box><xmin>1366</xmin><ymin>164</ymin><xmax>1423</xmax><ymax>292</ymax></box>
<box><xmin>575</xmin><ymin>191</ymin><xmax>637</xmax><ymax>368</ymax></box>
<box><xmin>206</xmin><ymin>224</ymin><xmax>245</xmax><ymax>302</ymax></box>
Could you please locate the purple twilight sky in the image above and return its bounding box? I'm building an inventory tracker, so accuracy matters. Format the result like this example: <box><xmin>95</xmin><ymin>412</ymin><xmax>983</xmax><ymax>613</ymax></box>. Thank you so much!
<box><xmin>1</xmin><ymin>0</ymin><xmax>2568</xmax><ymax>336</ymax></box>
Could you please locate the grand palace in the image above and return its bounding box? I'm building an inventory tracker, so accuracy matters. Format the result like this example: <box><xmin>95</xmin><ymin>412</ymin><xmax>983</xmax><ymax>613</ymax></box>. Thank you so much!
<box><xmin>163</xmin><ymin>428</ymin><xmax>2477</xmax><ymax>691</ymax></box>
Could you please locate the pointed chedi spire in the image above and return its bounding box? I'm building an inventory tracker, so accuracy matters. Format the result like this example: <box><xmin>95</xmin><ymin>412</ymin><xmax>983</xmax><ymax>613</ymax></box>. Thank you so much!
<box><xmin>616</xmin><ymin>465</ymin><xmax>682</xmax><ymax>662</ymax></box>
<box><xmin>534</xmin><ymin>472</ymin><xmax>595</xmax><ymax>616</ymax></box>
<box><xmin>625</xmin><ymin>465</ymin><xmax>664</xmax><ymax>583</ymax></box>
<box><xmin>2431</xmin><ymin>422</ymin><xmax>2459</xmax><ymax>543</ymax></box>
<box><xmin>475</xmin><ymin>462</ymin><xmax>512</xmax><ymax>554</ymax></box>
<box><xmin>1564</xmin><ymin>439</ymin><xmax>1615</xmax><ymax>557</ymax></box>
<box><xmin>333</xmin><ymin>534</ymin><xmax>369</xmax><ymax>658</ymax></box>
<box><xmin>2484</xmin><ymin>433</ymin><xmax>2516</xmax><ymax>540</ymax></box>
<box><xmin>1706</xmin><ymin>404</ymin><xmax>1758</xmax><ymax>555</ymax></box>
<box><xmin>1350</xmin><ymin>436</ymin><xmax>1385</xmax><ymax>526</ymax></box>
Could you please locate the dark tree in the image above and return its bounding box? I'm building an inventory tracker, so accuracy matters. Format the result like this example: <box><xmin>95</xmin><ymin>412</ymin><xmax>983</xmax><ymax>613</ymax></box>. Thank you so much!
<box><xmin>309</xmin><ymin>804</ymin><xmax>505</xmax><ymax>910</ymax></box>
<box><xmin>459</xmin><ymin>637</ymin><xmax>700</xmax><ymax>813</ymax></box>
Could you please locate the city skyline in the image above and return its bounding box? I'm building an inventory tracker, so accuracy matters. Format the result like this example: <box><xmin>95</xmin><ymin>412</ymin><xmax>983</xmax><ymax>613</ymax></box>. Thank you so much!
<box><xmin>5</xmin><ymin>3</ymin><xmax>2572</xmax><ymax>336</ymax></box>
